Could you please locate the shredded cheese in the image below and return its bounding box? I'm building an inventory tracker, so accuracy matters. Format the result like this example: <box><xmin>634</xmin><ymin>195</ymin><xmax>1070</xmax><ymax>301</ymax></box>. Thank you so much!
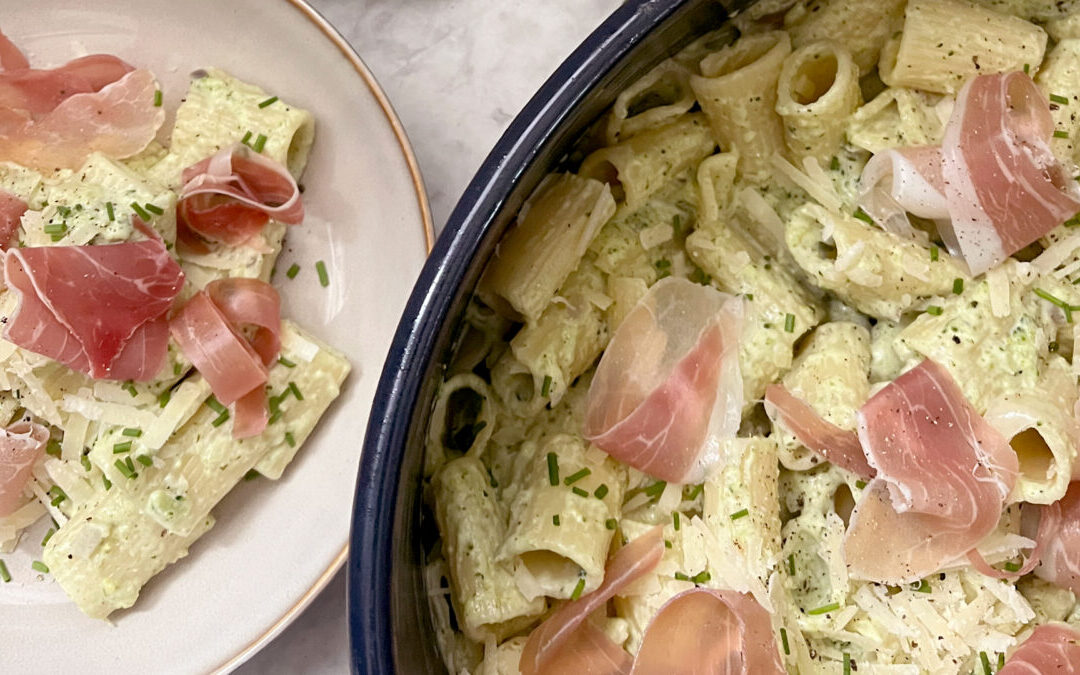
<box><xmin>638</xmin><ymin>223</ymin><xmax>674</xmax><ymax>250</ymax></box>
<box><xmin>986</xmin><ymin>266</ymin><xmax>1011</xmax><ymax>318</ymax></box>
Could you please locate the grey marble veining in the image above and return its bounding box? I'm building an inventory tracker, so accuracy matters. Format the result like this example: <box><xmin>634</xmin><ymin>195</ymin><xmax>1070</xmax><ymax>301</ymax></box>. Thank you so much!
<box><xmin>237</xmin><ymin>2</ymin><xmax>620</xmax><ymax>672</ymax></box>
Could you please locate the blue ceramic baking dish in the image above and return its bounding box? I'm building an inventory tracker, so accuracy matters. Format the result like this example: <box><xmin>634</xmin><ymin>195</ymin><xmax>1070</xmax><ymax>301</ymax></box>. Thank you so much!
<box><xmin>347</xmin><ymin>0</ymin><xmax>739</xmax><ymax>671</ymax></box>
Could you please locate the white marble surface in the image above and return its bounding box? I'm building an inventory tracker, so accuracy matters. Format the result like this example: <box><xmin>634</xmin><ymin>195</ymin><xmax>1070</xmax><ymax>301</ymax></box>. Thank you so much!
<box><xmin>237</xmin><ymin>1</ymin><xmax>621</xmax><ymax>673</ymax></box>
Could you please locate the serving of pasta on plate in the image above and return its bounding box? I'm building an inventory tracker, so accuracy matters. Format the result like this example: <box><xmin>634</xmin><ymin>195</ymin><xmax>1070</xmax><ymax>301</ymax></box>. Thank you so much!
<box><xmin>0</xmin><ymin>31</ymin><xmax>349</xmax><ymax>619</ymax></box>
<box><xmin>424</xmin><ymin>0</ymin><xmax>1080</xmax><ymax>672</ymax></box>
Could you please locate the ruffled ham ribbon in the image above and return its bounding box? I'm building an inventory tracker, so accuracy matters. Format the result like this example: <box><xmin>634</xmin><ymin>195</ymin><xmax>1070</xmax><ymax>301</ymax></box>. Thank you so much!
<box><xmin>0</xmin><ymin>31</ymin><xmax>162</xmax><ymax>171</ymax></box>
<box><xmin>520</xmin><ymin>526</ymin><xmax>785</xmax><ymax>675</ymax></box>
<box><xmin>767</xmin><ymin>359</ymin><xmax>1021</xmax><ymax>584</ymax></box>
<box><xmin>177</xmin><ymin>144</ymin><xmax>304</xmax><ymax>253</ymax></box>
<box><xmin>169</xmin><ymin>278</ymin><xmax>282</xmax><ymax>439</ymax></box>
<box><xmin>583</xmin><ymin>277</ymin><xmax>743</xmax><ymax>484</ymax></box>
<box><xmin>859</xmin><ymin>71</ymin><xmax>1080</xmax><ymax>276</ymax></box>
<box><xmin>2</xmin><ymin>225</ymin><xmax>184</xmax><ymax>381</ymax></box>
<box><xmin>0</xmin><ymin>421</ymin><xmax>49</xmax><ymax>517</ymax></box>
<box><xmin>0</xmin><ymin>189</ymin><xmax>26</xmax><ymax>250</ymax></box>
<box><xmin>998</xmin><ymin>623</ymin><xmax>1080</xmax><ymax>674</ymax></box>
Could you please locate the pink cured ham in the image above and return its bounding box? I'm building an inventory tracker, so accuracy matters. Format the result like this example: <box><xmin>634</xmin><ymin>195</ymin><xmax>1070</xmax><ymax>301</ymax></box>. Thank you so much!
<box><xmin>0</xmin><ymin>189</ymin><xmax>26</xmax><ymax>249</ymax></box>
<box><xmin>0</xmin><ymin>55</ymin><xmax>133</xmax><ymax>115</ymax></box>
<box><xmin>177</xmin><ymin>145</ymin><xmax>304</xmax><ymax>249</ymax></box>
<box><xmin>3</xmin><ymin>238</ymin><xmax>183</xmax><ymax>381</ymax></box>
<box><xmin>844</xmin><ymin>359</ymin><xmax>1018</xmax><ymax>584</ymax></box>
<box><xmin>520</xmin><ymin>526</ymin><xmax>665</xmax><ymax>675</ymax></box>
<box><xmin>583</xmin><ymin>278</ymin><xmax>743</xmax><ymax>484</ymax></box>
<box><xmin>763</xmin><ymin>384</ymin><xmax>874</xmax><ymax>480</ymax></box>
<box><xmin>169</xmin><ymin>278</ymin><xmax>282</xmax><ymax>439</ymax></box>
<box><xmin>0</xmin><ymin>421</ymin><xmax>49</xmax><ymax>517</ymax></box>
<box><xmin>858</xmin><ymin>72</ymin><xmax>1080</xmax><ymax>275</ymax></box>
<box><xmin>631</xmin><ymin>589</ymin><xmax>785</xmax><ymax>675</ymax></box>
<box><xmin>0</xmin><ymin>68</ymin><xmax>164</xmax><ymax>171</ymax></box>
<box><xmin>0</xmin><ymin>31</ymin><xmax>30</xmax><ymax>71</ymax></box>
<box><xmin>999</xmin><ymin>624</ymin><xmax>1080</xmax><ymax>674</ymax></box>
<box><xmin>1033</xmin><ymin>481</ymin><xmax>1080</xmax><ymax>595</ymax></box>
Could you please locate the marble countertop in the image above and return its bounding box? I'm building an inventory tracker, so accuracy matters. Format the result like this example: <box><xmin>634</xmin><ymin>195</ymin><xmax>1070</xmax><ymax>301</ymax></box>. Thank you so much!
<box><xmin>237</xmin><ymin>1</ymin><xmax>622</xmax><ymax>672</ymax></box>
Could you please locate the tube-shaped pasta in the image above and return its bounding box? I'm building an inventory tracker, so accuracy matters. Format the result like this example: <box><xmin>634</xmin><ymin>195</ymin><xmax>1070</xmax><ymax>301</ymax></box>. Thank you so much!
<box><xmin>775</xmin><ymin>41</ymin><xmax>861</xmax><ymax>164</ymax></box>
<box><xmin>1035</xmin><ymin>39</ymin><xmax>1080</xmax><ymax>167</ymax></box>
<box><xmin>689</xmin><ymin>32</ymin><xmax>790</xmax><ymax>182</ymax></box>
<box><xmin>846</xmin><ymin>87</ymin><xmax>945</xmax><ymax>154</ymax></box>
<box><xmin>433</xmin><ymin>456</ymin><xmax>545</xmax><ymax>641</ymax></box>
<box><xmin>498</xmin><ymin>434</ymin><xmax>626</xmax><ymax>600</ymax></box>
<box><xmin>478</xmin><ymin>173</ymin><xmax>615</xmax><ymax>323</ymax></box>
<box><xmin>604</xmin><ymin>59</ymin><xmax>697</xmax><ymax>145</ymax></box>
<box><xmin>425</xmin><ymin>373</ymin><xmax>497</xmax><ymax>479</ymax></box>
<box><xmin>879</xmin><ymin>0</ymin><xmax>1047</xmax><ymax>95</ymax></box>
<box><xmin>774</xmin><ymin>322</ymin><xmax>872</xmax><ymax>471</ymax></box>
<box><xmin>785</xmin><ymin>0</ymin><xmax>907</xmax><ymax>74</ymax></box>
<box><xmin>579</xmin><ymin>113</ymin><xmax>715</xmax><ymax>209</ymax></box>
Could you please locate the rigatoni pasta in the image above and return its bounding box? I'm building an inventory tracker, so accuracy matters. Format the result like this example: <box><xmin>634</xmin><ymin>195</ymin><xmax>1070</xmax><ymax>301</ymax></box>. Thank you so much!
<box><xmin>775</xmin><ymin>41</ymin><xmax>862</xmax><ymax>164</ymax></box>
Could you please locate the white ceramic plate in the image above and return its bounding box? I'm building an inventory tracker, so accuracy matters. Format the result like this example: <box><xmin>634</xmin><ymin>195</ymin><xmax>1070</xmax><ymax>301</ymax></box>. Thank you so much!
<box><xmin>0</xmin><ymin>1</ymin><xmax>432</xmax><ymax>672</ymax></box>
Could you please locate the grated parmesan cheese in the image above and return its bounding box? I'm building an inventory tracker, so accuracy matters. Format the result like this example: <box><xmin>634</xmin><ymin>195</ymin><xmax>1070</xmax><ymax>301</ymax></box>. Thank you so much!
<box><xmin>638</xmin><ymin>222</ymin><xmax>674</xmax><ymax>250</ymax></box>
<box><xmin>143</xmin><ymin>377</ymin><xmax>213</xmax><ymax>451</ymax></box>
<box><xmin>60</xmin><ymin>412</ymin><xmax>89</xmax><ymax>461</ymax></box>
<box><xmin>60</xmin><ymin>392</ymin><xmax>157</xmax><ymax>431</ymax></box>
<box><xmin>771</xmin><ymin>155</ymin><xmax>843</xmax><ymax>213</ymax></box>
<box><xmin>986</xmin><ymin>266</ymin><xmax>1011</xmax><ymax>318</ymax></box>
<box><xmin>280</xmin><ymin>326</ymin><xmax>320</xmax><ymax>363</ymax></box>
<box><xmin>736</xmin><ymin>187</ymin><xmax>785</xmax><ymax>256</ymax></box>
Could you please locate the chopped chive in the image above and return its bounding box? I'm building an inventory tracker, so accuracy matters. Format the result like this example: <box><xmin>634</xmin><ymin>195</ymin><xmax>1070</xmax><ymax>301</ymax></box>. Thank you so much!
<box><xmin>130</xmin><ymin>202</ymin><xmax>152</xmax><ymax>221</ymax></box>
<box><xmin>605</xmin><ymin>518</ymin><xmax>617</xmax><ymax>530</ymax></box>
<box><xmin>843</xmin><ymin>653</ymin><xmax>852</xmax><ymax>675</ymax></box>
<box><xmin>315</xmin><ymin>260</ymin><xmax>329</xmax><ymax>287</ymax></box>
<box><xmin>853</xmin><ymin>208</ymin><xmax>873</xmax><ymax>225</ymax></box>
<box><xmin>784</xmin><ymin>313</ymin><xmax>795</xmax><ymax>333</ymax></box>
<box><xmin>547</xmin><ymin>452</ymin><xmax>559</xmax><ymax>486</ymax></box>
<box><xmin>685</xmin><ymin>484</ymin><xmax>704</xmax><ymax>501</ymax></box>
<box><xmin>780</xmin><ymin>627</ymin><xmax>790</xmax><ymax>655</ymax></box>
<box><xmin>43</xmin><ymin>222</ymin><xmax>66</xmax><ymax>235</ymax></box>
<box><xmin>285</xmin><ymin>431</ymin><xmax>296</xmax><ymax>447</ymax></box>
<box><xmin>105</xmin><ymin>201</ymin><xmax>115</xmax><ymax>221</ymax></box>
<box><xmin>243</xmin><ymin>469</ymin><xmax>260</xmax><ymax>481</ymax></box>
<box><xmin>980</xmin><ymin>651</ymin><xmax>991</xmax><ymax>675</ymax></box>
<box><xmin>135</xmin><ymin>454</ymin><xmax>153</xmax><ymax>467</ymax></box>
<box><xmin>691</xmin><ymin>570</ymin><xmax>711</xmax><ymax>584</ymax></box>
<box><xmin>855</xmin><ymin>479</ymin><xmax>867</xmax><ymax>489</ymax></box>
<box><xmin>912</xmin><ymin>579</ymin><xmax>931</xmax><ymax>593</ymax></box>
<box><xmin>1004</xmin><ymin>561</ymin><xmax>1021</xmax><ymax>572</ymax></box>
<box><xmin>45</xmin><ymin>439</ymin><xmax>61</xmax><ymax>458</ymax></box>
<box><xmin>552</xmin><ymin>514</ymin><xmax>560</xmax><ymax>526</ymax></box>
<box><xmin>1066</xmin><ymin>213</ymin><xmax>1080</xmax><ymax>227</ymax></box>
<box><xmin>241</xmin><ymin>130</ymin><xmax>253</xmax><ymax>146</ymax></box>
<box><xmin>674</xmin><ymin>572</ymin><xmax>690</xmax><ymax>581</ymax></box>
<box><xmin>594</xmin><ymin>484</ymin><xmax>609</xmax><ymax>500</ymax></box>
<box><xmin>206</xmin><ymin>395</ymin><xmax>227</xmax><ymax>414</ymax></box>
<box><xmin>125</xmin><ymin>456</ymin><xmax>136</xmax><ymax>474</ymax></box>
<box><xmin>153</xmin><ymin>89</ymin><xmax>163</xmax><ymax>107</ymax></box>
<box><xmin>102</xmin><ymin>475</ymin><xmax>112</xmax><ymax>490</ymax></box>
<box><xmin>258</xmin><ymin>96</ymin><xmax>279</xmax><ymax>108</ymax></box>
<box><xmin>31</xmin><ymin>561</ymin><xmax>49</xmax><ymax>574</ymax></box>
<box><xmin>114</xmin><ymin>458</ymin><xmax>135</xmax><ymax>479</ymax></box>
<box><xmin>158</xmin><ymin>389</ymin><xmax>172</xmax><ymax>408</ymax></box>
<box><xmin>286</xmin><ymin>263</ymin><xmax>300</xmax><ymax>279</ymax></box>
<box><xmin>925</xmin><ymin>305</ymin><xmax>943</xmax><ymax>316</ymax></box>
<box><xmin>806</xmin><ymin>602</ymin><xmax>840</xmax><ymax>615</ymax></box>
<box><xmin>252</xmin><ymin>133</ymin><xmax>268</xmax><ymax>153</ymax></box>
<box><xmin>830</xmin><ymin>156</ymin><xmax>839</xmax><ymax>171</ymax></box>
<box><xmin>1024</xmin><ymin>63</ymin><xmax>1030</xmax><ymax>74</ymax></box>
<box><xmin>730</xmin><ymin>508</ymin><xmax>750</xmax><ymax>520</ymax></box>
<box><xmin>0</xmin><ymin>559</ymin><xmax>9</xmax><ymax>582</ymax></box>
<box><xmin>286</xmin><ymin>381</ymin><xmax>303</xmax><ymax>401</ymax></box>
<box><xmin>48</xmin><ymin>485</ymin><xmax>67</xmax><ymax>507</ymax></box>
<box><xmin>1051</xmin><ymin>93</ymin><xmax>1070</xmax><ymax>105</ymax></box>
<box><xmin>564</xmin><ymin>468</ymin><xmax>591</xmax><ymax>485</ymax></box>
<box><xmin>143</xmin><ymin>202</ymin><xmax>164</xmax><ymax>216</ymax></box>
<box><xmin>541</xmin><ymin>375</ymin><xmax>552</xmax><ymax>398</ymax></box>
<box><xmin>952</xmin><ymin>278</ymin><xmax>964</xmax><ymax>295</ymax></box>
<box><xmin>570</xmin><ymin>577</ymin><xmax>586</xmax><ymax>600</ymax></box>
<box><xmin>571</xmin><ymin>486</ymin><xmax>589</xmax><ymax>498</ymax></box>
<box><xmin>113</xmin><ymin>440</ymin><xmax>132</xmax><ymax>454</ymax></box>
<box><xmin>41</xmin><ymin>527</ymin><xmax>55</xmax><ymax>547</ymax></box>
<box><xmin>788</xmin><ymin>554</ymin><xmax>796</xmax><ymax>576</ymax></box>
<box><xmin>664</xmin><ymin>539</ymin><xmax>672</xmax><ymax>548</ymax></box>
<box><xmin>80</xmin><ymin>454</ymin><xmax>92</xmax><ymax>472</ymax></box>
<box><xmin>1055</xmin><ymin>129</ymin><xmax>1070</xmax><ymax>139</ymax></box>
<box><xmin>931</xmin><ymin>246</ymin><xmax>940</xmax><ymax>262</ymax></box>
<box><xmin>122</xmin><ymin>427</ymin><xmax>142</xmax><ymax>438</ymax></box>
<box><xmin>673</xmin><ymin>512</ymin><xmax>681</xmax><ymax>531</ymax></box>
<box><xmin>122</xmin><ymin>380</ymin><xmax>138</xmax><ymax>397</ymax></box>
<box><xmin>1034</xmin><ymin>287</ymin><xmax>1078</xmax><ymax>323</ymax></box>
<box><xmin>278</xmin><ymin>356</ymin><xmax>296</xmax><ymax>368</ymax></box>
<box><xmin>211</xmin><ymin>411</ymin><xmax>230</xmax><ymax>427</ymax></box>
<box><xmin>997</xmin><ymin>653</ymin><xmax>1005</xmax><ymax>669</ymax></box>
<box><xmin>644</xmin><ymin>480</ymin><xmax>667</xmax><ymax>498</ymax></box>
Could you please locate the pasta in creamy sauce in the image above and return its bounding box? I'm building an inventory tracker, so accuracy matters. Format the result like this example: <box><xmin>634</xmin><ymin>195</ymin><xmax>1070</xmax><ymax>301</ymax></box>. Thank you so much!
<box><xmin>426</xmin><ymin>0</ymin><xmax>1080</xmax><ymax>672</ymax></box>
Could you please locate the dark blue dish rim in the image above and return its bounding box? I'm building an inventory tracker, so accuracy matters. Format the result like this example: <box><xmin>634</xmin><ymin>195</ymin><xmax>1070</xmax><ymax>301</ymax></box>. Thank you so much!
<box><xmin>347</xmin><ymin>0</ymin><xmax>698</xmax><ymax>671</ymax></box>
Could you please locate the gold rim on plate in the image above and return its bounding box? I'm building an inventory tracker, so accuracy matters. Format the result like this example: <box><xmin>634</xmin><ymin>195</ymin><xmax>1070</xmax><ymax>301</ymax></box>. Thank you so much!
<box><xmin>212</xmin><ymin>1</ymin><xmax>435</xmax><ymax>672</ymax></box>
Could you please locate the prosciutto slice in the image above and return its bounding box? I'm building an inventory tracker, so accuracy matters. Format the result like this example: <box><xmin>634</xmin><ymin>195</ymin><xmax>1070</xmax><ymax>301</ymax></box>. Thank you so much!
<box><xmin>583</xmin><ymin>278</ymin><xmax>743</xmax><ymax>484</ymax></box>
<box><xmin>177</xmin><ymin>145</ymin><xmax>304</xmax><ymax>249</ymax></box>
<box><xmin>763</xmin><ymin>384</ymin><xmax>874</xmax><ymax>480</ymax></box>
<box><xmin>0</xmin><ymin>68</ymin><xmax>164</xmax><ymax>171</ymax></box>
<box><xmin>3</xmin><ymin>237</ymin><xmax>183</xmax><ymax>381</ymax></box>
<box><xmin>0</xmin><ymin>421</ymin><xmax>49</xmax><ymax>517</ymax></box>
<box><xmin>859</xmin><ymin>72</ymin><xmax>1080</xmax><ymax>275</ymax></box>
<box><xmin>169</xmin><ymin>278</ymin><xmax>282</xmax><ymax>439</ymax></box>
<box><xmin>844</xmin><ymin>359</ymin><xmax>1018</xmax><ymax>583</ymax></box>
<box><xmin>0</xmin><ymin>31</ymin><xmax>30</xmax><ymax>71</ymax></box>
<box><xmin>1032</xmin><ymin>481</ymin><xmax>1080</xmax><ymax>595</ymax></box>
<box><xmin>0</xmin><ymin>189</ymin><xmax>26</xmax><ymax>250</ymax></box>
<box><xmin>999</xmin><ymin>624</ymin><xmax>1080</xmax><ymax>674</ymax></box>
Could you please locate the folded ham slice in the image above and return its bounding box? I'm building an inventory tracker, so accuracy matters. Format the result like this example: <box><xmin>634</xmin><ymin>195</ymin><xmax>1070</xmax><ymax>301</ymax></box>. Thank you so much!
<box><xmin>169</xmin><ymin>278</ymin><xmax>282</xmax><ymax>439</ymax></box>
<box><xmin>583</xmin><ymin>278</ymin><xmax>742</xmax><ymax>484</ymax></box>
<box><xmin>999</xmin><ymin>624</ymin><xmax>1080</xmax><ymax>674</ymax></box>
<box><xmin>178</xmin><ymin>145</ymin><xmax>304</xmax><ymax>249</ymax></box>
<box><xmin>859</xmin><ymin>72</ymin><xmax>1080</xmax><ymax>275</ymax></box>
<box><xmin>0</xmin><ymin>421</ymin><xmax>49</xmax><ymax>517</ymax></box>
<box><xmin>0</xmin><ymin>189</ymin><xmax>26</xmax><ymax>250</ymax></box>
<box><xmin>0</xmin><ymin>54</ymin><xmax>132</xmax><ymax>115</ymax></box>
<box><xmin>1032</xmin><ymin>481</ymin><xmax>1080</xmax><ymax>595</ymax></box>
<box><xmin>3</xmin><ymin>236</ymin><xmax>183</xmax><ymax>381</ymax></box>
<box><xmin>845</xmin><ymin>359</ymin><xmax>1018</xmax><ymax>584</ymax></box>
<box><xmin>0</xmin><ymin>31</ymin><xmax>30</xmax><ymax>71</ymax></box>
